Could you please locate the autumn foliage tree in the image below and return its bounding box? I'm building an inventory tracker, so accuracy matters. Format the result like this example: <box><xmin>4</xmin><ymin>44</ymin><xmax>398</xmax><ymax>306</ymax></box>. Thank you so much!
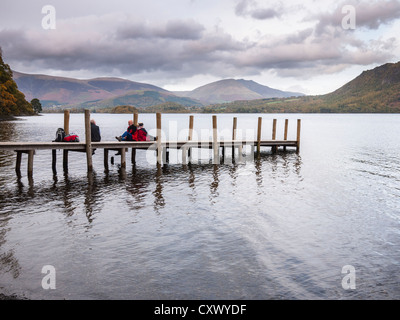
<box><xmin>0</xmin><ymin>47</ymin><xmax>34</xmax><ymax>116</ymax></box>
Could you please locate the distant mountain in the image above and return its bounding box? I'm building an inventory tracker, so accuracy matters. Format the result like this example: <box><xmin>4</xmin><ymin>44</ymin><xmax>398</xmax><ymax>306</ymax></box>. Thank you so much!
<box><xmin>79</xmin><ymin>89</ymin><xmax>204</xmax><ymax>109</ymax></box>
<box><xmin>174</xmin><ymin>79</ymin><xmax>304</xmax><ymax>104</ymax></box>
<box><xmin>320</xmin><ymin>61</ymin><xmax>400</xmax><ymax>112</ymax></box>
<box><xmin>13</xmin><ymin>72</ymin><xmax>202</xmax><ymax>109</ymax></box>
<box><xmin>200</xmin><ymin>61</ymin><xmax>400</xmax><ymax>113</ymax></box>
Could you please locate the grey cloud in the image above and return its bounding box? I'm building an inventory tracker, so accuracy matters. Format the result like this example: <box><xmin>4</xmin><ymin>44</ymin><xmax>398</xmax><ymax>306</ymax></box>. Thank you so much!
<box><xmin>235</xmin><ymin>0</ymin><xmax>282</xmax><ymax>20</ymax></box>
<box><xmin>118</xmin><ymin>19</ymin><xmax>205</xmax><ymax>40</ymax></box>
<box><xmin>311</xmin><ymin>0</ymin><xmax>400</xmax><ymax>34</ymax></box>
<box><xmin>0</xmin><ymin>2</ymin><xmax>397</xmax><ymax>85</ymax></box>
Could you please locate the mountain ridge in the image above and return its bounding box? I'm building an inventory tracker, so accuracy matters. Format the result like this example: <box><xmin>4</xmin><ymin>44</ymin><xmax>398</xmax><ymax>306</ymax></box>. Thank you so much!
<box><xmin>174</xmin><ymin>78</ymin><xmax>304</xmax><ymax>104</ymax></box>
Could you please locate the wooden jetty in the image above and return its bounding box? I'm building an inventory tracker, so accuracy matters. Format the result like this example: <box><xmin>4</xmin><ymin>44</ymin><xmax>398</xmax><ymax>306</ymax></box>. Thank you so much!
<box><xmin>0</xmin><ymin>110</ymin><xmax>301</xmax><ymax>177</ymax></box>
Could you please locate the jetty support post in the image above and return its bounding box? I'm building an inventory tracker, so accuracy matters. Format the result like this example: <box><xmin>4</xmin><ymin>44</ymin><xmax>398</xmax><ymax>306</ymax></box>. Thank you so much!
<box><xmin>27</xmin><ymin>150</ymin><xmax>34</xmax><ymax>178</ymax></box>
<box><xmin>132</xmin><ymin>112</ymin><xmax>139</xmax><ymax>164</ymax></box>
<box><xmin>272</xmin><ymin>119</ymin><xmax>277</xmax><ymax>154</ymax></box>
<box><xmin>63</xmin><ymin>110</ymin><xmax>70</xmax><ymax>171</ymax></box>
<box><xmin>84</xmin><ymin>109</ymin><xmax>93</xmax><ymax>172</ymax></box>
<box><xmin>15</xmin><ymin>151</ymin><xmax>22</xmax><ymax>175</ymax></box>
<box><xmin>156</xmin><ymin>113</ymin><xmax>162</xmax><ymax>165</ymax></box>
<box><xmin>257</xmin><ymin>117</ymin><xmax>262</xmax><ymax>157</ymax></box>
<box><xmin>283</xmin><ymin>119</ymin><xmax>289</xmax><ymax>152</ymax></box>
<box><xmin>104</xmin><ymin>149</ymin><xmax>109</xmax><ymax>171</ymax></box>
<box><xmin>52</xmin><ymin>150</ymin><xmax>57</xmax><ymax>174</ymax></box>
<box><xmin>188</xmin><ymin>115</ymin><xmax>194</xmax><ymax>161</ymax></box>
<box><xmin>212</xmin><ymin>115</ymin><xmax>219</xmax><ymax>164</ymax></box>
<box><xmin>296</xmin><ymin>119</ymin><xmax>301</xmax><ymax>153</ymax></box>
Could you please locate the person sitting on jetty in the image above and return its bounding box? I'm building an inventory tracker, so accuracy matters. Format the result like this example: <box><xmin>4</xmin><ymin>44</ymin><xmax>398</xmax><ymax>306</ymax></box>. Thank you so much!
<box><xmin>91</xmin><ymin>119</ymin><xmax>101</xmax><ymax>142</ymax></box>
<box><xmin>135</xmin><ymin>122</ymin><xmax>157</xmax><ymax>141</ymax></box>
<box><xmin>116</xmin><ymin>120</ymin><xmax>137</xmax><ymax>141</ymax></box>
<box><xmin>90</xmin><ymin>119</ymin><xmax>101</xmax><ymax>155</ymax></box>
<box><xmin>134</xmin><ymin>122</ymin><xmax>148</xmax><ymax>141</ymax></box>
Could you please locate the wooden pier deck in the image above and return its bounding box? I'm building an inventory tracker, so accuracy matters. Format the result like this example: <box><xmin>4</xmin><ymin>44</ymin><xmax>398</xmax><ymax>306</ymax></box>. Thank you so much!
<box><xmin>0</xmin><ymin>111</ymin><xmax>301</xmax><ymax>177</ymax></box>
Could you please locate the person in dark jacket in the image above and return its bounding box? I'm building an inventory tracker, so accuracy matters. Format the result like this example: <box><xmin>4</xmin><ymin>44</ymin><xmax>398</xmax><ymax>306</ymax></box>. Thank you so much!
<box><xmin>90</xmin><ymin>119</ymin><xmax>101</xmax><ymax>142</ymax></box>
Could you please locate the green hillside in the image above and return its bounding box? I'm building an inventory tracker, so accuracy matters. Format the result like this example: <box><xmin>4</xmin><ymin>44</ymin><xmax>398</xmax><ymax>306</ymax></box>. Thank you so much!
<box><xmin>0</xmin><ymin>49</ymin><xmax>34</xmax><ymax>117</ymax></box>
<box><xmin>73</xmin><ymin>90</ymin><xmax>204</xmax><ymax>110</ymax></box>
<box><xmin>203</xmin><ymin>62</ymin><xmax>400</xmax><ymax>113</ymax></box>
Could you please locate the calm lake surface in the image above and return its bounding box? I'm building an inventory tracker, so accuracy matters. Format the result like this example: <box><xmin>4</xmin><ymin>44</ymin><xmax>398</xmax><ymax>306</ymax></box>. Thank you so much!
<box><xmin>0</xmin><ymin>113</ymin><xmax>399</xmax><ymax>300</ymax></box>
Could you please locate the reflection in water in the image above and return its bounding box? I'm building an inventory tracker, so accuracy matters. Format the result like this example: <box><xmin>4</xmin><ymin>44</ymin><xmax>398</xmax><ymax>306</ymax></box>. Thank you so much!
<box><xmin>210</xmin><ymin>165</ymin><xmax>220</xmax><ymax>203</ymax></box>
<box><xmin>0</xmin><ymin>153</ymin><xmax>304</xmax><ymax>298</ymax></box>
<box><xmin>153</xmin><ymin>164</ymin><xmax>166</xmax><ymax>212</ymax></box>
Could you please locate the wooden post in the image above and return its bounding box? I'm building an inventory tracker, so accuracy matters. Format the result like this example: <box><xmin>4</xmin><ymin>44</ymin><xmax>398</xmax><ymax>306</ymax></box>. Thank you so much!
<box><xmin>27</xmin><ymin>150</ymin><xmax>34</xmax><ymax>177</ymax></box>
<box><xmin>283</xmin><ymin>119</ymin><xmax>289</xmax><ymax>152</ymax></box>
<box><xmin>212</xmin><ymin>115</ymin><xmax>219</xmax><ymax>164</ymax></box>
<box><xmin>104</xmin><ymin>149</ymin><xmax>109</xmax><ymax>170</ymax></box>
<box><xmin>132</xmin><ymin>112</ymin><xmax>139</xmax><ymax>164</ymax></box>
<box><xmin>63</xmin><ymin>110</ymin><xmax>70</xmax><ymax>171</ymax></box>
<box><xmin>188</xmin><ymin>115</ymin><xmax>194</xmax><ymax>161</ymax></box>
<box><xmin>272</xmin><ymin>119</ymin><xmax>277</xmax><ymax>153</ymax></box>
<box><xmin>257</xmin><ymin>117</ymin><xmax>262</xmax><ymax>156</ymax></box>
<box><xmin>296</xmin><ymin>119</ymin><xmax>301</xmax><ymax>153</ymax></box>
<box><xmin>121</xmin><ymin>148</ymin><xmax>126</xmax><ymax>168</ymax></box>
<box><xmin>131</xmin><ymin>146</ymin><xmax>137</xmax><ymax>164</ymax></box>
<box><xmin>15</xmin><ymin>151</ymin><xmax>22</xmax><ymax>174</ymax></box>
<box><xmin>64</xmin><ymin>110</ymin><xmax>70</xmax><ymax>135</ymax></box>
<box><xmin>232</xmin><ymin>117</ymin><xmax>237</xmax><ymax>158</ymax></box>
<box><xmin>52</xmin><ymin>150</ymin><xmax>57</xmax><ymax>174</ymax></box>
<box><xmin>156</xmin><ymin>113</ymin><xmax>162</xmax><ymax>164</ymax></box>
<box><xmin>85</xmin><ymin>109</ymin><xmax>93</xmax><ymax>172</ymax></box>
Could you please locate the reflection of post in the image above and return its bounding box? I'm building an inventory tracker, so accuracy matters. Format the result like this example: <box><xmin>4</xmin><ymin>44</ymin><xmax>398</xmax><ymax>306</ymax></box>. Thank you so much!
<box><xmin>210</xmin><ymin>164</ymin><xmax>219</xmax><ymax>199</ymax></box>
<box><xmin>153</xmin><ymin>163</ymin><xmax>165</xmax><ymax>211</ymax></box>
<box><xmin>156</xmin><ymin>113</ymin><xmax>162</xmax><ymax>165</ymax></box>
<box><xmin>63</xmin><ymin>110</ymin><xmax>70</xmax><ymax>172</ymax></box>
<box><xmin>212</xmin><ymin>115</ymin><xmax>219</xmax><ymax>164</ymax></box>
<box><xmin>85</xmin><ymin>109</ymin><xmax>93</xmax><ymax>172</ymax></box>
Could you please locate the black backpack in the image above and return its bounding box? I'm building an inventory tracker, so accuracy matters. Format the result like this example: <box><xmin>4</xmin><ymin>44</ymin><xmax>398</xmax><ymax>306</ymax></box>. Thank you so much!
<box><xmin>54</xmin><ymin>128</ymin><xmax>66</xmax><ymax>142</ymax></box>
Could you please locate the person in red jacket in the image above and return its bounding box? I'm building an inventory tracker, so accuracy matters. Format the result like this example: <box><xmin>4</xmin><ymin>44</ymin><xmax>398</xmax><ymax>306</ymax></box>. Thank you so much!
<box><xmin>134</xmin><ymin>123</ymin><xmax>148</xmax><ymax>141</ymax></box>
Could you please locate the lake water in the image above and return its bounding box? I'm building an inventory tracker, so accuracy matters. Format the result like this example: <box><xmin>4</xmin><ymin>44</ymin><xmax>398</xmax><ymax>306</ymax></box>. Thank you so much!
<box><xmin>0</xmin><ymin>113</ymin><xmax>399</xmax><ymax>300</ymax></box>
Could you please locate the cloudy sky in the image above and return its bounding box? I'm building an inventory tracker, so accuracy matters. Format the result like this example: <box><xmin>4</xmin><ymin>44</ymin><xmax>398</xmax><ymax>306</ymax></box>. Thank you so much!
<box><xmin>1</xmin><ymin>0</ymin><xmax>400</xmax><ymax>95</ymax></box>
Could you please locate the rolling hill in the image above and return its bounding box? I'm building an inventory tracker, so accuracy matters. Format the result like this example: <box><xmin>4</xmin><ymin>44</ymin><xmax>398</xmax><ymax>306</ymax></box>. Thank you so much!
<box><xmin>202</xmin><ymin>61</ymin><xmax>400</xmax><ymax>113</ymax></box>
<box><xmin>174</xmin><ymin>79</ymin><xmax>304</xmax><ymax>104</ymax></box>
<box><xmin>13</xmin><ymin>72</ymin><xmax>202</xmax><ymax>109</ymax></box>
